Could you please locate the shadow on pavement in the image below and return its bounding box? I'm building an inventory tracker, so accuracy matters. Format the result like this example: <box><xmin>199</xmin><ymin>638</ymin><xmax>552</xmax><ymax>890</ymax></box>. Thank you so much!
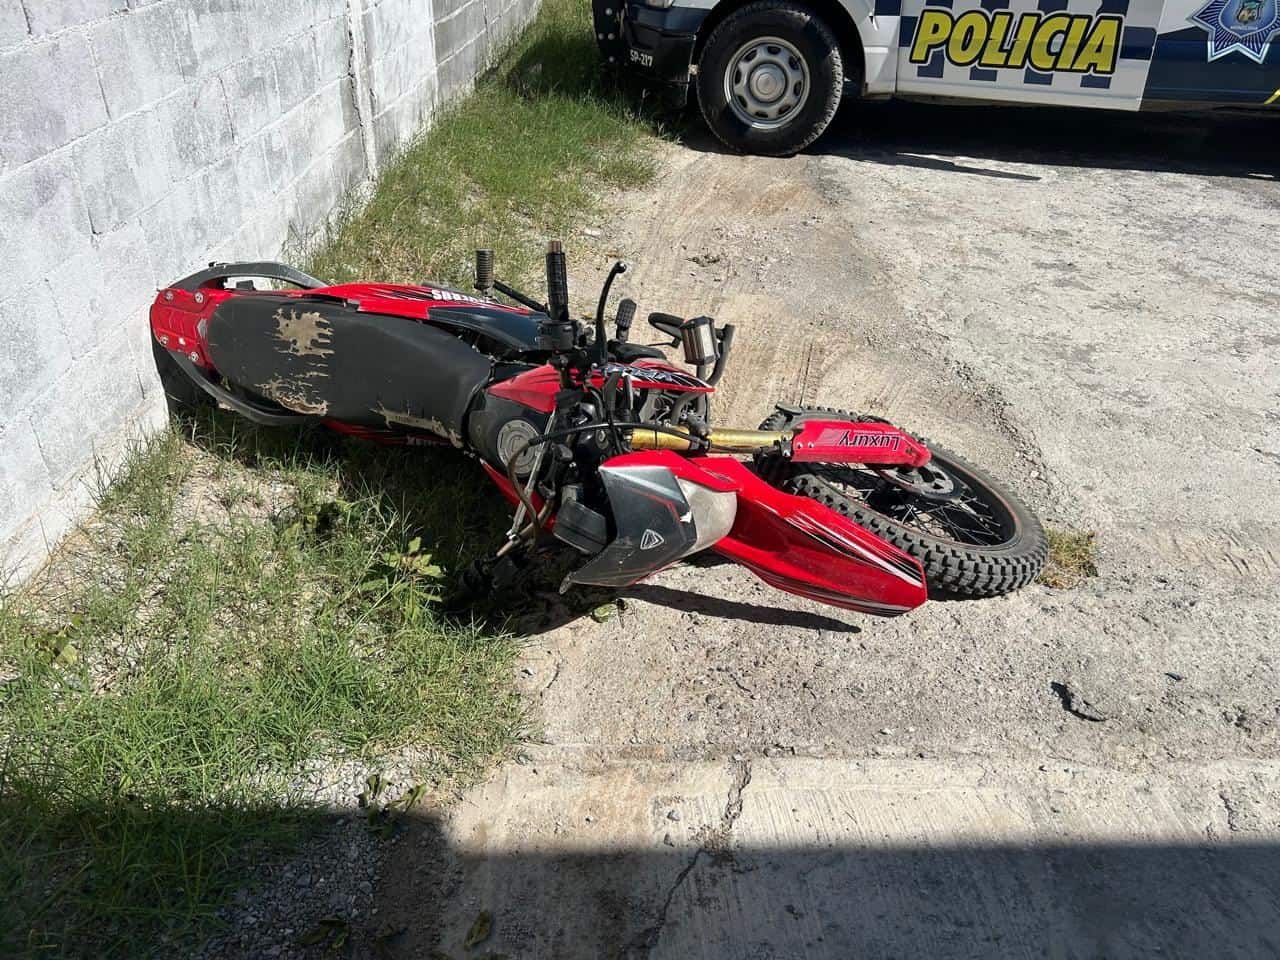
<box><xmin>680</xmin><ymin>100</ymin><xmax>1279</xmax><ymax>180</ymax></box>
<box><xmin>257</xmin><ymin>808</ymin><xmax>1280</xmax><ymax>958</ymax></box>
<box><xmin>8</xmin><ymin>788</ymin><xmax>1280</xmax><ymax>957</ymax></box>
<box><xmin>622</xmin><ymin>583</ymin><xmax>861</xmax><ymax>633</ymax></box>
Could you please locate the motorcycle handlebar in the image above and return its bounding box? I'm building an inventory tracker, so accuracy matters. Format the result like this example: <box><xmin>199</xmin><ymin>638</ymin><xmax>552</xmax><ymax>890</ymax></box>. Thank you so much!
<box><xmin>648</xmin><ymin>312</ymin><xmax>683</xmax><ymax>344</ymax></box>
<box><xmin>706</xmin><ymin>324</ymin><xmax>735</xmax><ymax>386</ymax></box>
<box><xmin>545</xmin><ymin>240</ymin><xmax>570</xmax><ymax>326</ymax></box>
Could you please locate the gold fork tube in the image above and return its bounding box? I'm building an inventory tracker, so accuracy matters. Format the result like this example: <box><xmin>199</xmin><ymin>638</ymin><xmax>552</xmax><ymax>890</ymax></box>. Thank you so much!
<box><xmin>628</xmin><ymin>427</ymin><xmax>787</xmax><ymax>453</ymax></box>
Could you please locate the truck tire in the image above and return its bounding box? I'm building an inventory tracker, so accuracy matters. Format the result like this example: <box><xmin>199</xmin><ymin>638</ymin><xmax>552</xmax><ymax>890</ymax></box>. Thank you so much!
<box><xmin>696</xmin><ymin>0</ymin><xmax>843</xmax><ymax>156</ymax></box>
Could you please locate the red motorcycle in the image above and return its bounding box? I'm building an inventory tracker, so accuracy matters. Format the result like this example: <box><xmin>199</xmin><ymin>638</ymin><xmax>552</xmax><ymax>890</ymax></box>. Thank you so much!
<box><xmin>149</xmin><ymin>243</ymin><xmax>1046</xmax><ymax>615</ymax></box>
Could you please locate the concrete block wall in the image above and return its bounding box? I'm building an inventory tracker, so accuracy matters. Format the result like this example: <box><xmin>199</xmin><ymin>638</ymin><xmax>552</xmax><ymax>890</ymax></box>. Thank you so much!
<box><xmin>0</xmin><ymin>0</ymin><xmax>540</xmax><ymax>578</ymax></box>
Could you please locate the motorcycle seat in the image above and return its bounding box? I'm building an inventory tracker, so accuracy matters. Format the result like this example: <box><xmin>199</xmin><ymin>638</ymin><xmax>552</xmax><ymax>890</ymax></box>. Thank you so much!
<box><xmin>206</xmin><ymin>295</ymin><xmax>492</xmax><ymax>440</ymax></box>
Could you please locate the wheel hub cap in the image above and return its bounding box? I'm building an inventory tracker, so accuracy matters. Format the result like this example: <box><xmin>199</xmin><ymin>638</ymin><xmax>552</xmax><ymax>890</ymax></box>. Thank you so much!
<box><xmin>749</xmin><ymin>63</ymin><xmax>786</xmax><ymax>101</ymax></box>
<box><xmin>725</xmin><ymin>37</ymin><xmax>810</xmax><ymax>130</ymax></box>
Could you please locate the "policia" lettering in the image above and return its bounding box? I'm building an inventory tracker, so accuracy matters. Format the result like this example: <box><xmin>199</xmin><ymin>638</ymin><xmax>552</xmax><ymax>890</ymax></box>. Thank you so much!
<box><xmin>909</xmin><ymin>9</ymin><xmax>1123</xmax><ymax>74</ymax></box>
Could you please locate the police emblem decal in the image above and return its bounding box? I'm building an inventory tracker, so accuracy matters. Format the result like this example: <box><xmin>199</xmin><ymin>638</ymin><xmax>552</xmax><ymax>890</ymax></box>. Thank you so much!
<box><xmin>1191</xmin><ymin>0</ymin><xmax>1280</xmax><ymax>63</ymax></box>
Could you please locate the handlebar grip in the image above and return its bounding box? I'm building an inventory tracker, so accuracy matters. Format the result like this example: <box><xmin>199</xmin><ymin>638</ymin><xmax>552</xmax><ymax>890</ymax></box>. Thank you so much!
<box><xmin>475</xmin><ymin>248</ymin><xmax>494</xmax><ymax>292</ymax></box>
<box><xmin>615</xmin><ymin>298</ymin><xmax>636</xmax><ymax>342</ymax></box>
<box><xmin>647</xmin><ymin>311</ymin><xmax>684</xmax><ymax>344</ymax></box>
<box><xmin>546</xmin><ymin>240</ymin><xmax>570</xmax><ymax>325</ymax></box>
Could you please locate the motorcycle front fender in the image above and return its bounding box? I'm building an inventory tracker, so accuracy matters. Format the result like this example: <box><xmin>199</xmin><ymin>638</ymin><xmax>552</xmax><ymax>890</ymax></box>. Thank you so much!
<box><xmin>572</xmin><ymin>452</ymin><xmax>927</xmax><ymax>615</ymax></box>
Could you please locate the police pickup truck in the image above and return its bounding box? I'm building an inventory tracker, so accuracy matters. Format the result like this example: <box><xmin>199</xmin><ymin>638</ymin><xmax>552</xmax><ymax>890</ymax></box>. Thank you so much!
<box><xmin>593</xmin><ymin>0</ymin><xmax>1280</xmax><ymax>153</ymax></box>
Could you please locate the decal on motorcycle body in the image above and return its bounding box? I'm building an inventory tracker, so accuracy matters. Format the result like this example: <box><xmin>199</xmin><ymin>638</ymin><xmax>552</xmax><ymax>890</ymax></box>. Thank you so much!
<box><xmin>787</xmin><ymin>421</ymin><xmax>931</xmax><ymax>467</ymax></box>
<box><xmin>835</xmin><ymin>431</ymin><xmax>902</xmax><ymax>450</ymax></box>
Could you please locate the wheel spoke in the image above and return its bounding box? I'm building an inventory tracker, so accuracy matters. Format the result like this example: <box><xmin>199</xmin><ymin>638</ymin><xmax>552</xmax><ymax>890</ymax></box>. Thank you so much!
<box><xmin>814</xmin><ymin>459</ymin><xmax>1013</xmax><ymax>547</ymax></box>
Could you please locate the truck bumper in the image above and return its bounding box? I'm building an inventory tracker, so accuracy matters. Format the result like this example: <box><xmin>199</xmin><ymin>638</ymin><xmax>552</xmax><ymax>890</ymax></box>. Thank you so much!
<box><xmin>593</xmin><ymin>0</ymin><xmax>708</xmax><ymax>108</ymax></box>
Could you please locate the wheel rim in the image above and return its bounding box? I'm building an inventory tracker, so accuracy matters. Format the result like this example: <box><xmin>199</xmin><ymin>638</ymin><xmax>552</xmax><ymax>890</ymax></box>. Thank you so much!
<box><xmin>723</xmin><ymin>37</ymin><xmax>810</xmax><ymax>130</ymax></box>
<box><xmin>810</xmin><ymin>457</ymin><xmax>1020</xmax><ymax>548</ymax></box>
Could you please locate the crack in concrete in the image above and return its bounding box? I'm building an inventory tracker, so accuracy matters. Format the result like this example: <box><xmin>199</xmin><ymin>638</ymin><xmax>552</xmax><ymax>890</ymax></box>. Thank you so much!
<box><xmin>540</xmin><ymin>658</ymin><xmax>563</xmax><ymax>695</ymax></box>
<box><xmin>1218</xmin><ymin>788</ymin><xmax>1241</xmax><ymax>833</ymax></box>
<box><xmin>723</xmin><ymin>758</ymin><xmax>752</xmax><ymax>826</ymax></box>
<box><xmin>626</xmin><ymin>846</ymin><xmax>705</xmax><ymax>958</ymax></box>
<box><xmin>626</xmin><ymin>760</ymin><xmax>752</xmax><ymax>957</ymax></box>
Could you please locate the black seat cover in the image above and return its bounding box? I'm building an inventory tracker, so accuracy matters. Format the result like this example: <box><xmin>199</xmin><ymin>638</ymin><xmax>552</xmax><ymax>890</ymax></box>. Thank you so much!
<box><xmin>206</xmin><ymin>295</ymin><xmax>491</xmax><ymax>440</ymax></box>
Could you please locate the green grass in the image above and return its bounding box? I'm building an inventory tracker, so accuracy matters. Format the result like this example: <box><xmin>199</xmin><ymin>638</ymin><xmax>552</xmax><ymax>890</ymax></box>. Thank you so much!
<box><xmin>1038</xmin><ymin>526</ymin><xmax>1100</xmax><ymax>589</ymax></box>
<box><xmin>308</xmin><ymin>0</ymin><xmax>662</xmax><ymax>288</ymax></box>
<box><xmin>1</xmin><ymin>1</ymin><xmax>660</xmax><ymax>953</ymax></box>
<box><xmin>0</xmin><ymin>414</ymin><xmax>522</xmax><ymax>956</ymax></box>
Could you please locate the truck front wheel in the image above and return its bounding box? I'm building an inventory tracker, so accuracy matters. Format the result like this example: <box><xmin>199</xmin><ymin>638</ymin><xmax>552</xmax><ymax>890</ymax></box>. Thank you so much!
<box><xmin>696</xmin><ymin>0</ymin><xmax>843</xmax><ymax>156</ymax></box>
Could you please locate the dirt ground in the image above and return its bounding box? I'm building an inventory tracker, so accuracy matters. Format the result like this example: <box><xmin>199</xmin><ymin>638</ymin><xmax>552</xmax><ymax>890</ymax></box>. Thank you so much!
<box><xmin>330</xmin><ymin>105</ymin><xmax>1279</xmax><ymax>958</ymax></box>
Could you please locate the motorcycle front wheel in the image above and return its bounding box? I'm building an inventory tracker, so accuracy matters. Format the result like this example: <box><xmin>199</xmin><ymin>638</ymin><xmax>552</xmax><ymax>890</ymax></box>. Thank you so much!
<box><xmin>760</xmin><ymin>406</ymin><xmax>1048</xmax><ymax>598</ymax></box>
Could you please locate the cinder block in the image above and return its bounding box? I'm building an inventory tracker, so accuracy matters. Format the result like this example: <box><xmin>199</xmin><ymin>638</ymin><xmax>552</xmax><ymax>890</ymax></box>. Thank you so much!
<box><xmin>45</xmin><ymin>253</ymin><xmax>112</xmax><ymax>358</ymax></box>
<box><xmin>183</xmin><ymin>0</ymin><xmax>251</xmax><ymax>77</ymax></box>
<box><xmin>277</xmin><ymin>83</ymin><xmax>346</xmax><ymax>182</ymax></box>
<box><xmin>142</xmin><ymin>184</ymin><xmax>216</xmax><ymax>287</ymax></box>
<box><xmin>44</xmin><ymin>222</ymin><xmax>154</xmax><ymax>359</ymax></box>
<box><xmin>339</xmin><ymin>74</ymin><xmax>362</xmax><ymax>135</ymax></box>
<box><xmin>363</xmin><ymin>0</ymin><xmax>428</xmax><ymax>67</ymax></box>
<box><xmin>290</xmin><ymin>146</ymin><xmax>347</xmax><ymax>240</ymax></box>
<box><xmin>331</xmin><ymin>130</ymin><xmax>369</xmax><ymax>198</ymax></box>
<box><xmin>256</xmin><ymin>0</ymin><xmax>345</xmax><ymax>39</ymax></box>
<box><xmin>157</xmin><ymin>75</ymin><xmax>234</xmax><ymax>181</ymax></box>
<box><xmin>435</xmin><ymin>0</ymin><xmax>486</xmax><ymax>62</ymax></box>
<box><xmin>0</xmin><ymin>418</ymin><xmax>54</xmax><ymax>549</ymax></box>
<box><xmin>197</xmin><ymin>154</ymin><xmax>248</xmax><ymax>256</ymax></box>
<box><xmin>0</xmin><ymin>1</ymin><xmax>28</xmax><ymax>52</ymax></box>
<box><xmin>372</xmin><ymin>73</ymin><xmax>435</xmax><ymax>163</ymax></box>
<box><xmin>435</xmin><ymin>0</ymin><xmax>474</xmax><ymax>22</ymax></box>
<box><xmin>73</xmin><ymin>107</ymin><xmax>171</xmax><ymax>234</ymax></box>
<box><xmin>256</xmin><ymin>121</ymin><xmax>293</xmax><ymax>196</ymax></box>
<box><xmin>95</xmin><ymin>221</ymin><xmax>158</xmax><ymax>321</ymax></box>
<box><xmin>315</xmin><ymin>13</ymin><xmax>351</xmax><ymax>83</ymax></box>
<box><xmin>0</xmin><ymin>33</ymin><xmax>110</xmax><ymax>172</ymax></box>
<box><xmin>255</xmin><ymin>190</ymin><xmax>294</xmax><ymax>261</ymax></box>
<box><xmin>90</xmin><ymin>1</ymin><xmax>196</xmax><ymax>118</ymax></box>
<box><xmin>23</xmin><ymin>0</ymin><xmax>128</xmax><ymax>36</ymax></box>
<box><xmin>233</xmin><ymin>137</ymin><xmax>275</xmax><ymax>209</ymax></box>
<box><xmin>368</xmin><ymin>40</ymin><xmax>415</xmax><ymax>110</ymax></box>
<box><xmin>221</xmin><ymin>50</ymin><xmax>282</xmax><ymax>141</ymax></box>
<box><xmin>437</xmin><ymin>34</ymin><xmax>481</xmax><ymax>104</ymax></box>
<box><xmin>28</xmin><ymin>331</ymin><xmax>145</xmax><ymax>485</ymax></box>
<box><xmin>207</xmin><ymin>208</ymin><xmax>267</xmax><ymax>264</ymax></box>
<box><xmin>274</xmin><ymin>27</ymin><xmax>320</xmax><ymax>112</ymax></box>
<box><xmin>0</xmin><ymin>281</ymin><xmax>74</xmax><ymax>423</ymax></box>
<box><xmin>0</xmin><ymin>153</ymin><xmax>93</xmax><ymax>293</ymax></box>
<box><xmin>312</xmin><ymin>79</ymin><xmax>355</xmax><ymax>150</ymax></box>
<box><xmin>2</xmin><ymin>0</ymin><xmax>548</xmax><ymax>573</ymax></box>
<box><xmin>124</xmin><ymin>306</ymin><xmax>168</xmax><ymax>405</ymax></box>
